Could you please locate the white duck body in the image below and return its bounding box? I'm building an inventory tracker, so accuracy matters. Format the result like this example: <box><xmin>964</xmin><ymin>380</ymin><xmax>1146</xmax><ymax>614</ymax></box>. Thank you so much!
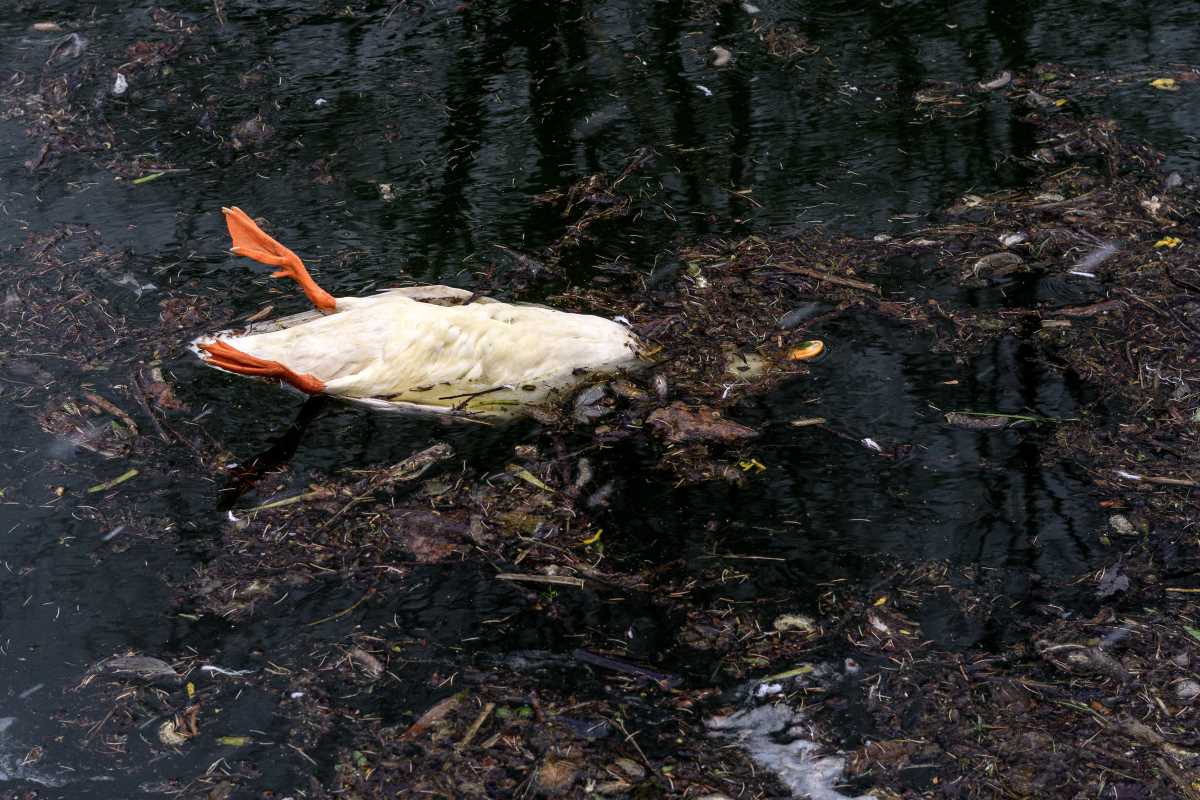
<box><xmin>195</xmin><ymin>285</ymin><xmax>644</xmax><ymax>417</ymax></box>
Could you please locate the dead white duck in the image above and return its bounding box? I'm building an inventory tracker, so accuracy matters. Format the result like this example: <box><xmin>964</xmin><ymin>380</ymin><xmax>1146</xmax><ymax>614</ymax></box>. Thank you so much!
<box><xmin>195</xmin><ymin>207</ymin><xmax>645</xmax><ymax>417</ymax></box>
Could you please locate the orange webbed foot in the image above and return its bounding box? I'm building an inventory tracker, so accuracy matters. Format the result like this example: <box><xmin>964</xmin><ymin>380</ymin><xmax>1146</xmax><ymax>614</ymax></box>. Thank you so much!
<box><xmin>221</xmin><ymin>207</ymin><xmax>337</xmax><ymax>312</ymax></box>
<box><xmin>200</xmin><ymin>339</ymin><xmax>326</xmax><ymax>395</ymax></box>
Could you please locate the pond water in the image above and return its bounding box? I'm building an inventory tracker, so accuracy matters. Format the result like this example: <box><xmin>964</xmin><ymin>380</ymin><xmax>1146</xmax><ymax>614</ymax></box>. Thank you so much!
<box><xmin>2</xmin><ymin>1</ymin><xmax>1199</xmax><ymax>796</ymax></box>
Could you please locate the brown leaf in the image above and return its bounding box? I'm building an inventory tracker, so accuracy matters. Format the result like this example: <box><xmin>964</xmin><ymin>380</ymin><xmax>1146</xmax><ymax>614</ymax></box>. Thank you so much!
<box><xmin>647</xmin><ymin>402</ymin><xmax>758</xmax><ymax>445</ymax></box>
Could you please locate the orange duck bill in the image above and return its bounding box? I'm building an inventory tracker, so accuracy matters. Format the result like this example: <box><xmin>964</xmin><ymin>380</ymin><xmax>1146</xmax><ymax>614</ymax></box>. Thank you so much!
<box><xmin>222</xmin><ymin>206</ymin><xmax>337</xmax><ymax>312</ymax></box>
<box><xmin>199</xmin><ymin>339</ymin><xmax>326</xmax><ymax>395</ymax></box>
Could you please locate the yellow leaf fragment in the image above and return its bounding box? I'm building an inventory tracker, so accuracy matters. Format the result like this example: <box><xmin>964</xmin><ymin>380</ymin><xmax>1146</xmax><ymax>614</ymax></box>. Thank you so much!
<box><xmin>580</xmin><ymin>529</ymin><xmax>603</xmax><ymax>545</ymax></box>
<box><xmin>1150</xmin><ymin>78</ymin><xmax>1179</xmax><ymax>91</ymax></box>
<box><xmin>1155</xmin><ymin>236</ymin><xmax>1182</xmax><ymax>249</ymax></box>
<box><xmin>508</xmin><ymin>466</ymin><xmax>552</xmax><ymax>492</ymax></box>
<box><xmin>738</xmin><ymin>458</ymin><xmax>767</xmax><ymax>473</ymax></box>
<box><xmin>873</xmin><ymin>595</ymin><xmax>889</xmax><ymax>607</ymax></box>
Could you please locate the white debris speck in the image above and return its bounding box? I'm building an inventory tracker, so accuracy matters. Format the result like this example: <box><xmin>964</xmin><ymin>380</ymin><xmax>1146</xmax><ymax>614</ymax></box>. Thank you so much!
<box><xmin>201</xmin><ymin>664</ymin><xmax>255</xmax><ymax>677</ymax></box>
<box><xmin>1072</xmin><ymin>241</ymin><xmax>1119</xmax><ymax>271</ymax></box>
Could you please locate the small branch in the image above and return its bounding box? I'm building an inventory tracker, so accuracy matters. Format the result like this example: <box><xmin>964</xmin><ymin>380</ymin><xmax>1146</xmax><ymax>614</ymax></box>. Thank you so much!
<box><xmin>456</xmin><ymin>702</ymin><xmax>495</xmax><ymax>750</ymax></box>
<box><xmin>306</xmin><ymin>589</ymin><xmax>374</xmax><ymax>626</ymax></box>
<box><xmin>1113</xmin><ymin>469</ymin><xmax>1199</xmax><ymax>489</ymax></box>
<box><xmin>1050</xmin><ymin>299</ymin><xmax>1125</xmax><ymax>318</ymax></box>
<box><xmin>770</xmin><ymin>263</ymin><xmax>879</xmax><ymax>293</ymax></box>
<box><xmin>495</xmin><ymin>573</ymin><xmax>585</xmax><ymax>589</ymax></box>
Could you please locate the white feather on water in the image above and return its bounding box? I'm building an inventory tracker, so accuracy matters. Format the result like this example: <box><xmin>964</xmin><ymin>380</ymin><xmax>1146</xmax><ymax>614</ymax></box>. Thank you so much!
<box><xmin>707</xmin><ymin>704</ymin><xmax>875</xmax><ymax>800</ymax></box>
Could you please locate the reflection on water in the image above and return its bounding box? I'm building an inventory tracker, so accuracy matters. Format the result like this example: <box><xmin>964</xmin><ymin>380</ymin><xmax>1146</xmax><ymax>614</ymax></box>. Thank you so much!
<box><xmin>607</xmin><ymin>313</ymin><xmax>1098</xmax><ymax>613</ymax></box>
<box><xmin>1</xmin><ymin>0</ymin><xmax>1198</xmax><ymax>795</ymax></box>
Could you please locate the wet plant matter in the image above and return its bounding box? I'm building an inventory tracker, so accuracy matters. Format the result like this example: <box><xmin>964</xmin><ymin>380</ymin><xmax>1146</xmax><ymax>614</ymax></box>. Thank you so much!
<box><xmin>3</xmin><ymin>3</ymin><xmax>1200</xmax><ymax>799</ymax></box>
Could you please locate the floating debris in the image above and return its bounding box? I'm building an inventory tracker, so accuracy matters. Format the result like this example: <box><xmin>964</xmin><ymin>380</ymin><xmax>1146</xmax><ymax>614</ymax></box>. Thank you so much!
<box><xmin>778</xmin><ymin>302</ymin><xmax>830</xmax><ymax>329</ymax></box>
<box><xmin>1072</xmin><ymin>241</ymin><xmax>1119</xmax><ymax>271</ymax></box>
<box><xmin>944</xmin><ymin>412</ymin><xmax>1008</xmax><ymax>430</ymax></box>
<box><xmin>979</xmin><ymin>70</ymin><xmax>1012</xmax><ymax>90</ymax></box>
<box><xmin>99</xmin><ymin>655</ymin><xmax>179</xmax><ymax>682</ymax></box>
<box><xmin>971</xmin><ymin>251</ymin><xmax>1024</xmax><ymax>277</ymax></box>
<box><xmin>87</xmin><ymin>468</ymin><xmax>139</xmax><ymax>494</ymax></box>
<box><xmin>647</xmin><ymin>402</ymin><xmax>758</xmax><ymax>444</ymax></box>
<box><xmin>708</xmin><ymin>704</ymin><xmax>874</xmax><ymax>800</ymax></box>
<box><xmin>46</xmin><ymin>32</ymin><xmax>86</xmax><ymax>63</ymax></box>
<box><xmin>786</xmin><ymin>340</ymin><xmax>825</xmax><ymax>361</ymax></box>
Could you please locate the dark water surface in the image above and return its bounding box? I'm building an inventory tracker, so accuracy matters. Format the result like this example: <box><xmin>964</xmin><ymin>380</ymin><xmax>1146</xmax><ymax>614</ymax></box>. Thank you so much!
<box><xmin>2</xmin><ymin>1</ymin><xmax>1199</xmax><ymax>795</ymax></box>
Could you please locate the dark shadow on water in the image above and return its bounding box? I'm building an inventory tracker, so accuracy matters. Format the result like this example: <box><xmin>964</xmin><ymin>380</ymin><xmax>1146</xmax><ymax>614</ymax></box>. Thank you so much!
<box><xmin>217</xmin><ymin>395</ymin><xmax>330</xmax><ymax>510</ymax></box>
<box><xmin>595</xmin><ymin>312</ymin><xmax>1102</xmax><ymax>638</ymax></box>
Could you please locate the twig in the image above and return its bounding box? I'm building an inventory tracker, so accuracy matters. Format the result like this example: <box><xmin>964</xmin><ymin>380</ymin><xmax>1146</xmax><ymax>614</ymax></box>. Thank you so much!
<box><xmin>770</xmin><ymin>263</ymin><xmax>879</xmax><ymax>293</ymax></box>
<box><xmin>306</xmin><ymin>589</ymin><xmax>373</xmax><ymax>626</ymax></box>
<box><xmin>128</xmin><ymin>372</ymin><xmax>172</xmax><ymax>444</ymax></box>
<box><xmin>574</xmin><ymin>649</ymin><xmax>680</xmax><ymax>688</ymax></box>
<box><xmin>1157</xmin><ymin>757</ymin><xmax>1200</xmax><ymax>800</ymax></box>
<box><xmin>948</xmin><ymin>410</ymin><xmax>1076</xmax><ymax>424</ymax></box>
<box><xmin>399</xmin><ymin>693</ymin><xmax>463</xmax><ymax>742</ymax></box>
<box><xmin>496</xmin><ymin>573</ymin><xmax>585</xmax><ymax>588</ymax></box>
<box><xmin>87</xmin><ymin>468</ymin><xmax>138</xmax><ymax>494</ymax></box>
<box><xmin>244</xmin><ymin>491</ymin><xmax>329</xmax><ymax>513</ymax></box>
<box><xmin>288</xmin><ymin>743</ymin><xmax>318</xmax><ymax>766</ymax></box>
<box><xmin>720</xmin><ymin>186</ymin><xmax>763</xmax><ymax>208</ymax></box>
<box><xmin>1050</xmin><ymin>299</ymin><xmax>1125</xmax><ymax>318</ymax></box>
<box><xmin>1165</xmin><ymin>265</ymin><xmax>1200</xmax><ymax>296</ymax></box>
<box><xmin>457</xmin><ymin>702</ymin><xmax>495</xmax><ymax>750</ymax></box>
<box><xmin>320</xmin><ymin>442</ymin><xmax>453</xmax><ymax>529</ymax></box>
<box><xmin>83</xmin><ymin>391</ymin><xmax>139</xmax><ymax>435</ymax></box>
<box><xmin>1113</xmin><ymin>469</ymin><xmax>1199</xmax><ymax>488</ymax></box>
<box><xmin>699</xmin><ymin>553</ymin><xmax>786</xmax><ymax>561</ymax></box>
<box><xmin>607</xmin><ymin>715</ymin><xmax>664</xmax><ymax>787</ymax></box>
